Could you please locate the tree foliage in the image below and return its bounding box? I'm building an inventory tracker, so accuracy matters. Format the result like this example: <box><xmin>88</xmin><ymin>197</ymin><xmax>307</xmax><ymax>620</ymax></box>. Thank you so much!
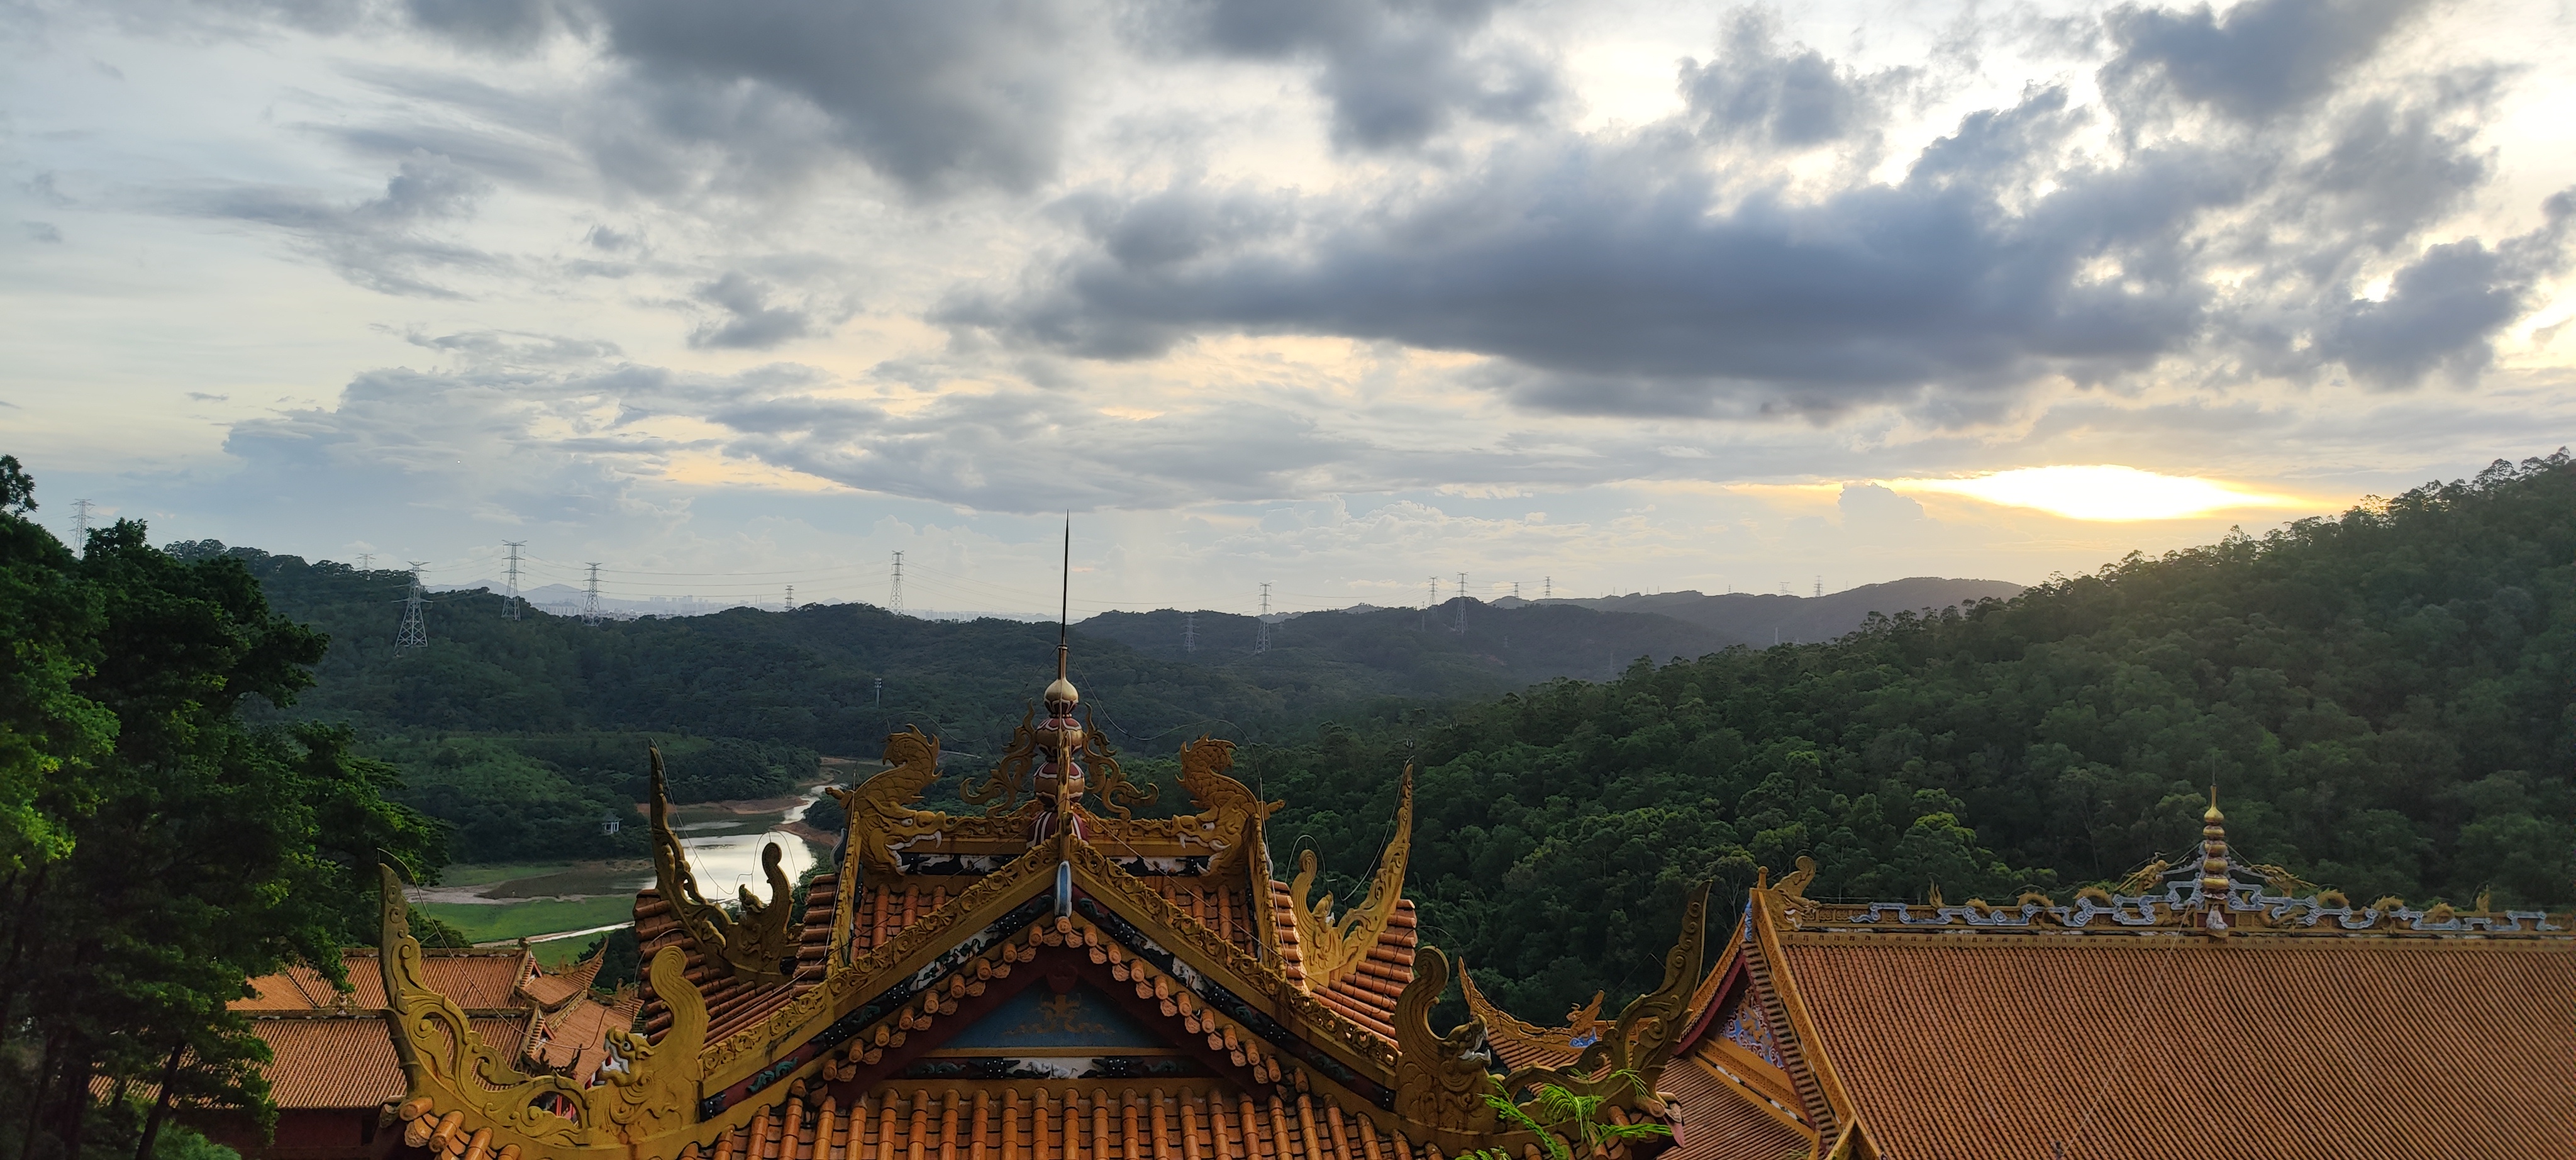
<box><xmin>1253</xmin><ymin>454</ymin><xmax>2576</xmax><ymax>1022</ymax></box>
<box><xmin>0</xmin><ymin>469</ymin><xmax>446</xmax><ymax>1160</ymax></box>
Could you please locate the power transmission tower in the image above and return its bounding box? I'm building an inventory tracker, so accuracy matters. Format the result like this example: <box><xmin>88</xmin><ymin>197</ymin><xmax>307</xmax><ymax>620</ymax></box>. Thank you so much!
<box><xmin>1183</xmin><ymin>611</ymin><xmax>1197</xmax><ymax>654</ymax></box>
<box><xmin>501</xmin><ymin>541</ymin><xmax>526</xmax><ymax>620</ymax></box>
<box><xmin>1814</xmin><ymin>576</ymin><xmax>1823</xmax><ymax>598</ymax></box>
<box><xmin>1455</xmin><ymin>572</ymin><xmax>1468</xmax><ymax>633</ymax></box>
<box><xmin>889</xmin><ymin>551</ymin><xmax>905</xmax><ymax>616</ymax></box>
<box><xmin>394</xmin><ymin>562</ymin><xmax>430</xmax><ymax>651</ymax></box>
<box><xmin>785</xmin><ymin>584</ymin><xmax>795</xmax><ymax>612</ymax></box>
<box><xmin>1512</xmin><ymin>581</ymin><xmax>1521</xmax><ymax>601</ymax></box>
<box><xmin>358</xmin><ymin>552</ymin><xmax>375</xmax><ymax>571</ymax></box>
<box><xmin>1424</xmin><ymin>576</ymin><xmax>1437</xmax><ymax>631</ymax></box>
<box><xmin>582</xmin><ymin>564</ymin><xmax>604</xmax><ymax>626</ymax></box>
<box><xmin>71</xmin><ymin>498</ymin><xmax>95</xmax><ymax>544</ymax></box>
<box><xmin>1255</xmin><ymin>584</ymin><xmax>1272</xmax><ymax>654</ymax></box>
<box><xmin>1543</xmin><ymin>576</ymin><xmax>1552</xmax><ymax>600</ymax></box>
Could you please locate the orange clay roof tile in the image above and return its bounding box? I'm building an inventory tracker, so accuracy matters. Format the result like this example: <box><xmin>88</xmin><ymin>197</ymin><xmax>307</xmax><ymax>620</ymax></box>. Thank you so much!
<box><xmin>232</xmin><ymin>949</ymin><xmax>533</xmax><ymax>1015</ymax></box>
<box><xmin>242</xmin><ymin>1014</ymin><xmax>521</xmax><ymax>1110</ymax></box>
<box><xmin>1662</xmin><ymin>1051</ymin><xmax>1812</xmax><ymax>1160</ymax></box>
<box><xmin>708</xmin><ymin>1086</ymin><xmax>1459</xmax><ymax>1160</ymax></box>
<box><xmin>1775</xmin><ymin>935</ymin><xmax>2576</xmax><ymax>1159</ymax></box>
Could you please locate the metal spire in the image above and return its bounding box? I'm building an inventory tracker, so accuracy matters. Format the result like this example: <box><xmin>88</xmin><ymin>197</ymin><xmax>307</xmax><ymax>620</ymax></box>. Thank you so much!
<box><xmin>1057</xmin><ymin>512</ymin><xmax>1071</xmax><ymax>683</ymax></box>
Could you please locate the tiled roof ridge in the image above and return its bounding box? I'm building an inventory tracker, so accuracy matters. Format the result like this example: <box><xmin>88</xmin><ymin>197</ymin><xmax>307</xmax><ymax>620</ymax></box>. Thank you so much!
<box><xmin>1774</xmin><ymin>850</ymin><xmax>2573</xmax><ymax>941</ymax></box>
<box><xmin>699</xmin><ymin>1079</ymin><xmax>1500</xmax><ymax>1160</ymax></box>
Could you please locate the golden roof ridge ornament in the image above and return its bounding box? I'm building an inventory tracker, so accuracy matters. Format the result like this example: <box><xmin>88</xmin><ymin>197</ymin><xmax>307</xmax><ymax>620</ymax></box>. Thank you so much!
<box><xmin>648</xmin><ymin>746</ymin><xmax>793</xmax><ymax>986</ymax></box>
<box><xmin>1289</xmin><ymin>766</ymin><xmax>1414</xmax><ymax>991</ymax></box>
<box><xmin>828</xmin><ymin>726</ymin><xmax>946</xmax><ymax>881</ymax></box>
<box><xmin>376</xmin><ymin>864</ymin><xmax>708</xmax><ymax>1156</ymax></box>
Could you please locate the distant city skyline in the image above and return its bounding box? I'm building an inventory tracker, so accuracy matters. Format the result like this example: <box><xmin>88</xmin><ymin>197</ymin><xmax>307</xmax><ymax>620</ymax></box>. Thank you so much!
<box><xmin>8</xmin><ymin>0</ymin><xmax>2572</xmax><ymax>615</ymax></box>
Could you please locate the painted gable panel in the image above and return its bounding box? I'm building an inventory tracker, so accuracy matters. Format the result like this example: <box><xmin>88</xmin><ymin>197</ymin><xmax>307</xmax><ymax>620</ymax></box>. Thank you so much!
<box><xmin>935</xmin><ymin>983</ymin><xmax>1167</xmax><ymax>1052</ymax></box>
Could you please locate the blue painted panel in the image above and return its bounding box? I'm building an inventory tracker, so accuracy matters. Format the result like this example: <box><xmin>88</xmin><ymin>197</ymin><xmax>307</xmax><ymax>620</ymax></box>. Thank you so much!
<box><xmin>940</xmin><ymin>984</ymin><xmax>1165</xmax><ymax>1051</ymax></box>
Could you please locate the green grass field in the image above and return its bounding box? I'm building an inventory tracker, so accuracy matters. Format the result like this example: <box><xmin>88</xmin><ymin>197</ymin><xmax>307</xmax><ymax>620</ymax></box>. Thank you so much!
<box><xmin>416</xmin><ymin>895</ymin><xmax>635</xmax><ymax>945</ymax></box>
<box><xmin>436</xmin><ymin>862</ymin><xmax>578</xmax><ymax>888</ymax></box>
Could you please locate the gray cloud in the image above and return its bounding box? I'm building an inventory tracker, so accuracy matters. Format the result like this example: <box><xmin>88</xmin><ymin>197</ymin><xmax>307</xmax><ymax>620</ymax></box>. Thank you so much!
<box><xmin>687</xmin><ymin>273</ymin><xmax>821</xmax><ymax>350</ymax></box>
<box><xmin>945</xmin><ymin>1</ymin><xmax>2565</xmax><ymax>416</ymax></box>
<box><xmin>402</xmin><ymin>0</ymin><xmax>560</xmax><ymax>50</ymax></box>
<box><xmin>2101</xmin><ymin>0</ymin><xmax>2426</xmax><ymax>122</ymax></box>
<box><xmin>583</xmin><ymin>0</ymin><xmax>1074</xmax><ymax>196</ymax></box>
<box><xmin>1143</xmin><ymin>0</ymin><xmax>1558</xmax><ymax>151</ymax></box>
<box><xmin>167</xmin><ymin>150</ymin><xmax>497</xmax><ymax>296</ymax></box>
<box><xmin>406</xmin><ymin>328</ymin><xmax>626</xmax><ymax>365</ymax></box>
<box><xmin>2318</xmin><ymin>198</ymin><xmax>2574</xmax><ymax>386</ymax></box>
<box><xmin>943</xmin><ymin>83</ymin><xmax>2223</xmax><ymax>416</ymax></box>
<box><xmin>1682</xmin><ymin>9</ymin><xmax>1911</xmax><ymax>152</ymax></box>
<box><xmin>21</xmin><ymin>221</ymin><xmax>62</xmax><ymax>242</ymax></box>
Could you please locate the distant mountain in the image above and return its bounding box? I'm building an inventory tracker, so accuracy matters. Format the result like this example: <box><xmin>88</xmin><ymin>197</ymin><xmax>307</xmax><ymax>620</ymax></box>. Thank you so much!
<box><xmin>1077</xmin><ymin>601</ymin><xmax>1735</xmax><ymax>697</ymax></box>
<box><xmin>1506</xmin><ymin>577</ymin><xmax>2024</xmax><ymax>646</ymax></box>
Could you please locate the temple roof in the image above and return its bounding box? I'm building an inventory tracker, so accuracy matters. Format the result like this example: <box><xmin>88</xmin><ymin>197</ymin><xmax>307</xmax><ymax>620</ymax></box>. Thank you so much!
<box><xmin>233</xmin><ymin>946</ymin><xmax>631</xmax><ymax>1110</ymax></box>
<box><xmin>364</xmin><ymin>676</ymin><xmax>1682</xmax><ymax>1160</ymax></box>
<box><xmin>1457</xmin><ymin>810</ymin><xmax>2576</xmax><ymax>1160</ymax></box>
<box><xmin>1770</xmin><ymin>934</ymin><xmax>2576</xmax><ymax>1159</ymax></box>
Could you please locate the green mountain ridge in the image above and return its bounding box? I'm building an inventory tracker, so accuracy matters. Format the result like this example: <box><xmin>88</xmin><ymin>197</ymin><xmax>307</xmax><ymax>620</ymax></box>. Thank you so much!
<box><xmin>1245</xmin><ymin>454</ymin><xmax>2576</xmax><ymax>1021</ymax></box>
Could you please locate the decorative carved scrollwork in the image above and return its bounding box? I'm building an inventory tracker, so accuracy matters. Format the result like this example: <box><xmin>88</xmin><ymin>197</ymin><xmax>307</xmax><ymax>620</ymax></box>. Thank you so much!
<box><xmin>377</xmin><ymin>864</ymin><xmax>708</xmax><ymax>1151</ymax></box>
<box><xmin>1175</xmin><ymin>737</ymin><xmax>1278</xmax><ymax>879</ymax></box>
<box><xmin>829</xmin><ymin>727</ymin><xmax>948</xmax><ymax>880</ymax></box>
<box><xmin>1289</xmin><ymin>767</ymin><xmax>1413</xmax><ymax>991</ymax></box>
<box><xmin>1499</xmin><ymin>881</ymin><xmax>1709</xmax><ymax>1108</ymax></box>
<box><xmin>963</xmin><ymin>706</ymin><xmax>1156</xmax><ymax>819</ymax></box>
<box><xmin>650</xmin><ymin>745</ymin><xmax>793</xmax><ymax>986</ymax></box>
<box><xmin>1392</xmin><ymin>945</ymin><xmax>1501</xmax><ymax>1134</ymax></box>
<box><xmin>594</xmin><ymin>945</ymin><xmax>707</xmax><ymax>1140</ymax></box>
<box><xmin>962</xmin><ymin>706</ymin><xmax>1040</xmax><ymax>816</ymax></box>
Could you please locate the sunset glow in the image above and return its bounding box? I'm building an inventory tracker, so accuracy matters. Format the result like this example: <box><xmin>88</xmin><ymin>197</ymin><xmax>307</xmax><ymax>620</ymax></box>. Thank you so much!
<box><xmin>1889</xmin><ymin>467</ymin><xmax>2315</xmax><ymax>522</ymax></box>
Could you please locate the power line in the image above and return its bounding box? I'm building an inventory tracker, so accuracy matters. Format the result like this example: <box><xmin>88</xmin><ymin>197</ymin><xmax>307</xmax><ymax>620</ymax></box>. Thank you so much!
<box><xmin>394</xmin><ymin>563</ymin><xmax>429</xmax><ymax>652</ymax></box>
<box><xmin>502</xmin><ymin>541</ymin><xmax>526</xmax><ymax>621</ymax></box>
<box><xmin>582</xmin><ymin>564</ymin><xmax>604</xmax><ymax>627</ymax></box>
<box><xmin>1255</xmin><ymin>583</ymin><xmax>1272</xmax><ymax>655</ymax></box>
<box><xmin>889</xmin><ymin>550</ymin><xmax>905</xmax><ymax>616</ymax></box>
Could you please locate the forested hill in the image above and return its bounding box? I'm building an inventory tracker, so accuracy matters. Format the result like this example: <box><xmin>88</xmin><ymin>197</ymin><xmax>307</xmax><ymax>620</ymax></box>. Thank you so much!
<box><xmin>1255</xmin><ymin>454</ymin><xmax>2576</xmax><ymax>1023</ymax></box>
<box><xmin>1075</xmin><ymin>602</ymin><xmax>1735</xmax><ymax>690</ymax></box>
<box><xmin>1523</xmin><ymin>576</ymin><xmax>2026</xmax><ymax>644</ymax></box>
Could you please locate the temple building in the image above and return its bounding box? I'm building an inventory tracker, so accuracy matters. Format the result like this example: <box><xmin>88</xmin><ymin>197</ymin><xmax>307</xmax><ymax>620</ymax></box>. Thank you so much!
<box><xmin>218</xmin><ymin>945</ymin><xmax>638</xmax><ymax>1160</ymax></box>
<box><xmin>328</xmin><ymin>654</ymin><xmax>2572</xmax><ymax>1160</ymax></box>
<box><xmin>365</xmin><ymin>656</ymin><xmax>1701</xmax><ymax>1160</ymax></box>
<box><xmin>1472</xmin><ymin>799</ymin><xmax>2576</xmax><ymax>1158</ymax></box>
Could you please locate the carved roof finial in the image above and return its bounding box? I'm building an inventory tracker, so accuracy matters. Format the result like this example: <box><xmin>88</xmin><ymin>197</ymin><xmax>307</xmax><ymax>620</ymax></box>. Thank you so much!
<box><xmin>2199</xmin><ymin>785</ymin><xmax>2231</xmax><ymax>931</ymax></box>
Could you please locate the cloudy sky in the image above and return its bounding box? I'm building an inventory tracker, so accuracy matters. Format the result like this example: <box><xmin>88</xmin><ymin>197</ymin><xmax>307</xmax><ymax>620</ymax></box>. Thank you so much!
<box><xmin>6</xmin><ymin>0</ymin><xmax>2572</xmax><ymax>616</ymax></box>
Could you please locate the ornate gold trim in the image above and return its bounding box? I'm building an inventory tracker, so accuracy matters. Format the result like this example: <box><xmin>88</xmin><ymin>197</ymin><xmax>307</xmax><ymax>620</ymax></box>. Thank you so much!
<box><xmin>699</xmin><ymin>843</ymin><xmax>1056</xmax><ymax>1074</ymax></box>
<box><xmin>1390</xmin><ymin>946</ymin><xmax>1500</xmax><ymax>1134</ymax></box>
<box><xmin>963</xmin><ymin>706</ymin><xmax>1157</xmax><ymax>819</ymax></box>
<box><xmin>1174</xmin><ymin>737</ymin><xmax>1278</xmax><ymax>880</ymax></box>
<box><xmin>1289</xmin><ymin>768</ymin><xmax>1413</xmax><ymax>993</ymax></box>
<box><xmin>649</xmin><ymin>746</ymin><xmax>792</xmax><ymax>987</ymax></box>
<box><xmin>828</xmin><ymin>727</ymin><xmax>947</xmax><ymax>881</ymax></box>
<box><xmin>379</xmin><ymin>865</ymin><xmax>709</xmax><ymax>1154</ymax></box>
